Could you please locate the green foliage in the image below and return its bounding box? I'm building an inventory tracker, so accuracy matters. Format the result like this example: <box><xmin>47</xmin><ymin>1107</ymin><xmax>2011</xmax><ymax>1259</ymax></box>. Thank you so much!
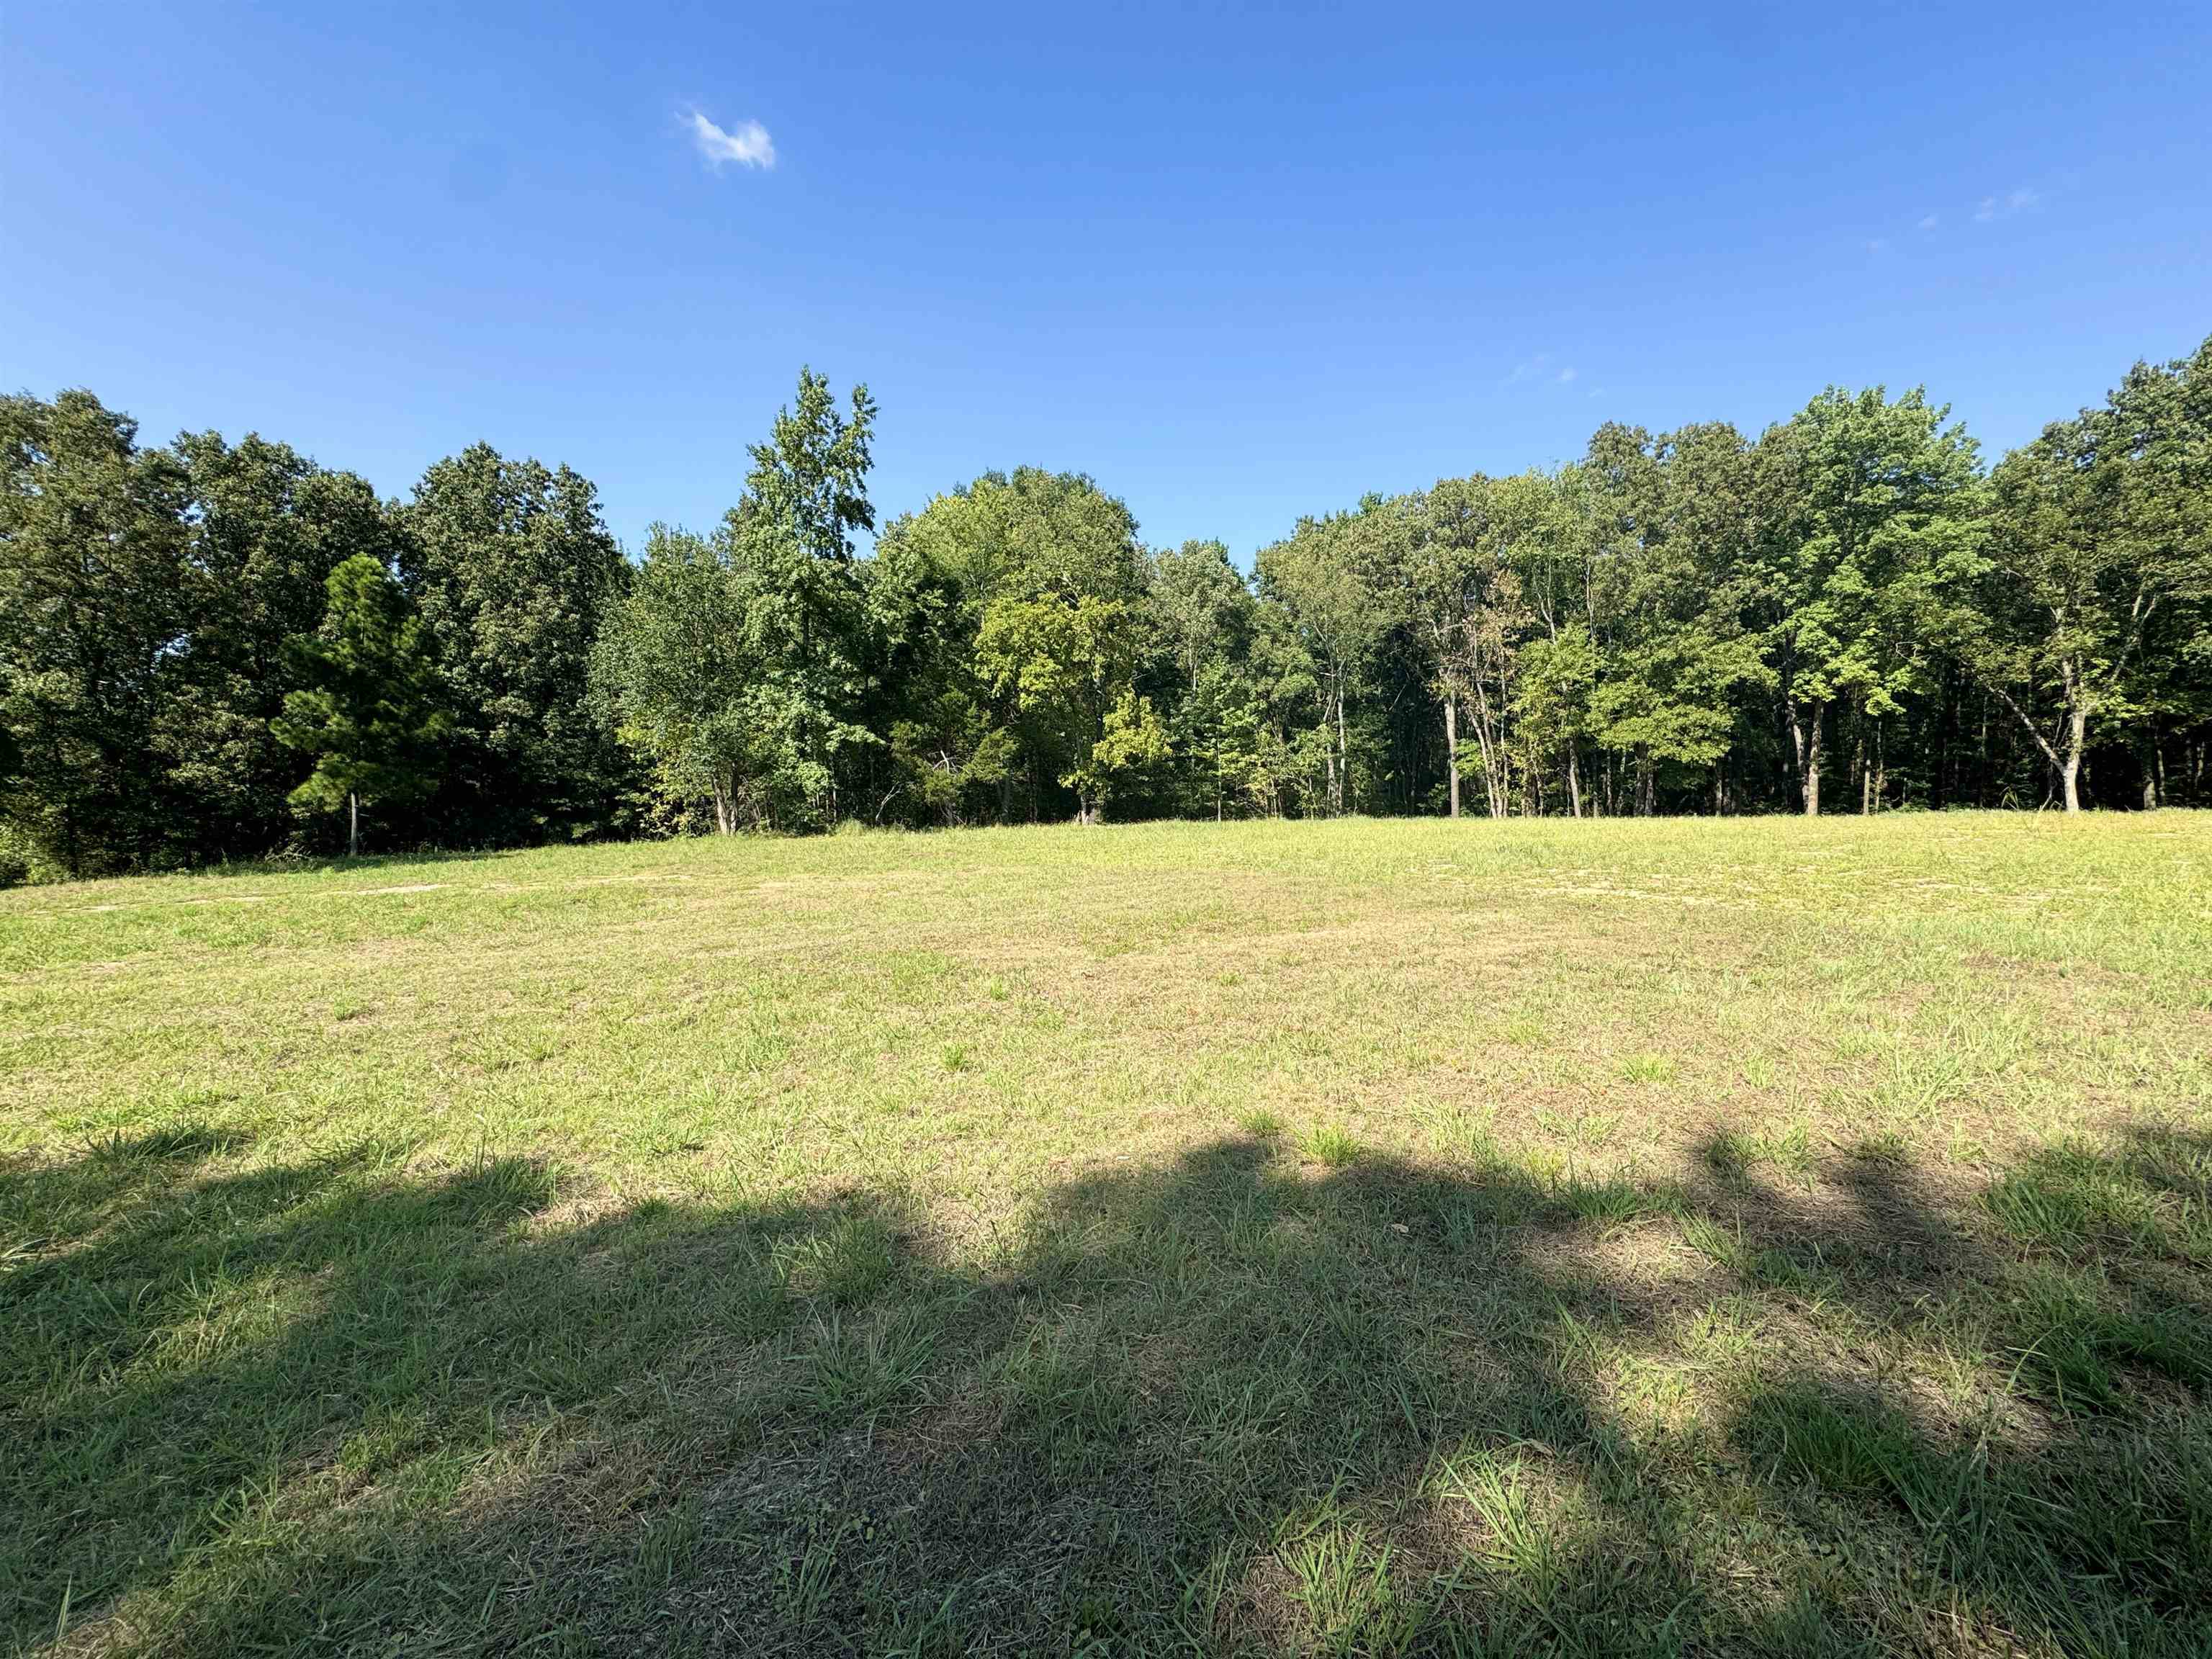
<box><xmin>728</xmin><ymin>366</ymin><xmax>878</xmax><ymax>565</ymax></box>
<box><xmin>0</xmin><ymin>390</ymin><xmax>191</xmax><ymax>874</ymax></box>
<box><xmin>976</xmin><ymin>593</ymin><xmax>1168</xmax><ymax>822</ymax></box>
<box><xmin>1755</xmin><ymin>386</ymin><xmax>1984</xmax><ymax>811</ymax></box>
<box><xmin>0</xmin><ymin>819</ymin><xmax>54</xmax><ymax>888</ymax></box>
<box><xmin>6</xmin><ymin>331</ymin><xmax>2210</xmax><ymax>865</ymax></box>
<box><xmin>1255</xmin><ymin>505</ymin><xmax>1390</xmax><ymax>814</ymax></box>
<box><xmin>0</xmin><ymin>396</ymin><xmax>621</xmax><ymax>871</ymax></box>
<box><xmin>592</xmin><ymin>526</ymin><xmax>803</xmax><ymax>834</ymax></box>
<box><xmin>399</xmin><ymin>443</ymin><xmax>634</xmax><ymax>842</ymax></box>
<box><xmin>593</xmin><ymin>370</ymin><xmax>881</xmax><ymax>835</ymax></box>
<box><xmin>1974</xmin><ymin>336</ymin><xmax>2212</xmax><ymax>807</ymax></box>
<box><xmin>163</xmin><ymin>431</ymin><xmax>398</xmax><ymax>859</ymax></box>
<box><xmin>870</xmin><ymin>467</ymin><xmax>1158</xmax><ymax>824</ymax></box>
<box><xmin>270</xmin><ymin>556</ymin><xmax>451</xmax><ymax>854</ymax></box>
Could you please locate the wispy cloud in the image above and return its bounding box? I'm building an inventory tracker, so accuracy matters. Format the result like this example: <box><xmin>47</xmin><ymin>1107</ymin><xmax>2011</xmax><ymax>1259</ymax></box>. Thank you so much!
<box><xmin>1505</xmin><ymin>352</ymin><xmax>1581</xmax><ymax>388</ymax></box>
<box><xmin>1974</xmin><ymin>186</ymin><xmax>2038</xmax><ymax>223</ymax></box>
<box><xmin>1867</xmin><ymin>237</ymin><xmax>1889</xmax><ymax>253</ymax></box>
<box><xmin>1916</xmin><ymin>213</ymin><xmax>1939</xmax><ymax>232</ymax></box>
<box><xmin>688</xmin><ymin>110</ymin><xmax>775</xmax><ymax>171</ymax></box>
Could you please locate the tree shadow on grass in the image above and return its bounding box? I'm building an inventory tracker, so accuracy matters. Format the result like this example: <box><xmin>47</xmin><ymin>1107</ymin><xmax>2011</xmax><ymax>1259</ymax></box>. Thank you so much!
<box><xmin>4</xmin><ymin>1119</ymin><xmax>2208</xmax><ymax>1655</ymax></box>
<box><xmin>3</xmin><ymin>1130</ymin><xmax>866</xmax><ymax>1653</ymax></box>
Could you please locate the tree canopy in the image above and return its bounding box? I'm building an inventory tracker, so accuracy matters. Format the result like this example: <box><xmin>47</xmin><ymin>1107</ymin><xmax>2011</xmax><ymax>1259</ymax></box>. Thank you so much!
<box><xmin>271</xmin><ymin>555</ymin><xmax>451</xmax><ymax>857</ymax></box>
<box><xmin>5</xmin><ymin>337</ymin><xmax>2209</xmax><ymax>876</ymax></box>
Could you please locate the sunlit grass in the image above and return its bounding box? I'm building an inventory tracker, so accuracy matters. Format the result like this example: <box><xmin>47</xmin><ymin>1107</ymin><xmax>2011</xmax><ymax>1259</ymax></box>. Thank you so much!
<box><xmin>1</xmin><ymin>811</ymin><xmax>2208</xmax><ymax>1654</ymax></box>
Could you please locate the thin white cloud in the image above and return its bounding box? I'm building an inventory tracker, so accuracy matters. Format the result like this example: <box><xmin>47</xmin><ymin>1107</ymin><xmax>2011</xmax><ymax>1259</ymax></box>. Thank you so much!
<box><xmin>1867</xmin><ymin>238</ymin><xmax>1889</xmax><ymax>253</ymax></box>
<box><xmin>688</xmin><ymin>110</ymin><xmax>775</xmax><ymax>171</ymax></box>
<box><xmin>1505</xmin><ymin>352</ymin><xmax>1584</xmax><ymax>389</ymax></box>
<box><xmin>1975</xmin><ymin>186</ymin><xmax>2038</xmax><ymax>223</ymax></box>
<box><xmin>1917</xmin><ymin>213</ymin><xmax>1939</xmax><ymax>231</ymax></box>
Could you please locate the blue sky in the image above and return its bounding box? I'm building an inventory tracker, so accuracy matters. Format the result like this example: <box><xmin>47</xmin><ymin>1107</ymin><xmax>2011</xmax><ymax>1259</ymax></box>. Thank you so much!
<box><xmin>5</xmin><ymin>2</ymin><xmax>2208</xmax><ymax>562</ymax></box>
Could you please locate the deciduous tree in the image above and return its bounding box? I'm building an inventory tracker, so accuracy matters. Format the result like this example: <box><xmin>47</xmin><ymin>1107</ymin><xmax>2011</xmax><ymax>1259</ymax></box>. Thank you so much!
<box><xmin>0</xmin><ymin>390</ymin><xmax>190</xmax><ymax>873</ymax></box>
<box><xmin>272</xmin><ymin>555</ymin><xmax>450</xmax><ymax>856</ymax></box>
<box><xmin>399</xmin><ymin>444</ymin><xmax>632</xmax><ymax>842</ymax></box>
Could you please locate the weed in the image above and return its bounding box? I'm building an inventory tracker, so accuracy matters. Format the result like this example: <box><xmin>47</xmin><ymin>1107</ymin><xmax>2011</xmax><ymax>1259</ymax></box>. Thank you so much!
<box><xmin>1303</xmin><ymin>1124</ymin><xmax>1362</xmax><ymax>1167</ymax></box>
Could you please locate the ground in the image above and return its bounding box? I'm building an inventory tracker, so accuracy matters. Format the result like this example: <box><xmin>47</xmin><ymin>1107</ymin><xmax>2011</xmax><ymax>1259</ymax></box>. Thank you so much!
<box><xmin>3</xmin><ymin>813</ymin><xmax>2209</xmax><ymax>1657</ymax></box>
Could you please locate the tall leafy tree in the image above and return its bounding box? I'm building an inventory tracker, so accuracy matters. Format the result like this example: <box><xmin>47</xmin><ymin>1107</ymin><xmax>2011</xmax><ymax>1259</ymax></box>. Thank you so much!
<box><xmin>272</xmin><ymin>555</ymin><xmax>450</xmax><ymax>856</ymax></box>
<box><xmin>871</xmin><ymin>467</ymin><xmax>1150</xmax><ymax>822</ymax></box>
<box><xmin>590</xmin><ymin>526</ymin><xmax>811</xmax><ymax>834</ymax></box>
<box><xmin>1256</xmin><ymin>507</ymin><xmax>1390</xmax><ymax>814</ymax></box>
<box><xmin>1392</xmin><ymin>481</ymin><xmax>1481</xmax><ymax>817</ymax></box>
<box><xmin>1975</xmin><ymin>339</ymin><xmax>2212</xmax><ymax>810</ymax></box>
<box><xmin>161</xmin><ymin>432</ymin><xmax>397</xmax><ymax>859</ymax></box>
<box><xmin>975</xmin><ymin>593</ymin><xmax>1166</xmax><ymax>824</ymax></box>
<box><xmin>399</xmin><ymin>444</ymin><xmax>632</xmax><ymax>842</ymax></box>
<box><xmin>0</xmin><ymin>390</ymin><xmax>191</xmax><ymax>873</ymax></box>
<box><xmin>717</xmin><ymin>368</ymin><xmax>880</xmax><ymax>827</ymax></box>
<box><xmin>1502</xmin><ymin>464</ymin><xmax>1602</xmax><ymax>815</ymax></box>
<box><xmin>1148</xmin><ymin>539</ymin><xmax>1260</xmax><ymax>817</ymax></box>
<box><xmin>1583</xmin><ymin>424</ymin><xmax>1771</xmax><ymax>814</ymax></box>
<box><xmin>1512</xmin><ymin>622</ymin><xmax>1599</xmax><ymax>814</ymax></box>
<box><xmin>1754</xmin><ymin>388</ymin><xmax>1982</xmax><ymax>814</ymax></box>
<box><xmin>1148</xmin><ymin>539</ymin><xmax>1253</xmax><ymax>693</ymax></box>
<box><xmin>863</xmin><ymin>512</ymin><xmax>1010</xmax><ymax>827</ymax></box>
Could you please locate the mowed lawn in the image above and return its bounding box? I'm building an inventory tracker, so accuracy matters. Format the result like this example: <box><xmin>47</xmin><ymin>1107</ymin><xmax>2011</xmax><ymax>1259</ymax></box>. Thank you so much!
<box><xmin>4</xmin><ymin>816</ymin><xmax>2210</xmax><ymax>1658</ymax></box>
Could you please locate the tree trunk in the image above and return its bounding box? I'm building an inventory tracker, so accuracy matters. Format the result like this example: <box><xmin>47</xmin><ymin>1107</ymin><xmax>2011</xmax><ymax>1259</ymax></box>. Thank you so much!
<box><xmin>1789</xmin><ymin>703</ymin><xmax>1825</xmax><ymax>817</ymax></box>
<box><xmin>1982</xmin><ymin>666</ymin><xmax>2087</xmax><ymax>817</ymax></box>
<box><xmin>348</xmin><ymin>792</ymin><xmax>359</xmax><ymax>858</ymax></box>
<box><xmin>2061</xmin><ymin>703</ymin><xmax>2085</xmax><ymax>813</ymax></box>
<box><xmin>1567</xmin><ymin>745</ymin><xmax>1582</xmax><ymax>819</ymax></box>
<box><xmin>1335</xmin><ymin>687</ymin><xmax>1349</xmax><ymax>815</ymax></box>
<box><xmin>1444</xmin><ymin>698</ymin><xmax>1460</xmax><ymax>819</ymax></box>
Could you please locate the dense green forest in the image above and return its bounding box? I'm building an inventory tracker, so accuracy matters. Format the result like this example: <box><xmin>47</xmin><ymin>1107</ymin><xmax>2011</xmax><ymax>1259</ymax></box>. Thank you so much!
<box><xmin>3</xmin><ymin>336</ymin><xmax>2207</xmax><ymax>876</ymax></box>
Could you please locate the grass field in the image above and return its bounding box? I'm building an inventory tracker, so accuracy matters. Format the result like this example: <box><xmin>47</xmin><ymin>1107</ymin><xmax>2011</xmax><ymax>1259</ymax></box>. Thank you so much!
<box><xmin>4</xmin><ymin>813</ymin><xmax>2211</xmax><ymax>1657</ymax></box>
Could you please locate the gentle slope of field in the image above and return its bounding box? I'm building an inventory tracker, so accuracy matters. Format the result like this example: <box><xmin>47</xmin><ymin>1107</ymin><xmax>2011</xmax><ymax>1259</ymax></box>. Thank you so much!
<box><xmin>3</xmin><ymin>814</ymin><xmax>2209</xmax><ymax>1655</ymax></box>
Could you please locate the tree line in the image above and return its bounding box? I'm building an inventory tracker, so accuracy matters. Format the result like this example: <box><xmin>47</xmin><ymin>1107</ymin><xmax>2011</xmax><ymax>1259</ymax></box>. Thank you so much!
<box><xmin>2</xmin><ymin>336</ymin><xmax>2207</xmax><ymax>877</ymax></box>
